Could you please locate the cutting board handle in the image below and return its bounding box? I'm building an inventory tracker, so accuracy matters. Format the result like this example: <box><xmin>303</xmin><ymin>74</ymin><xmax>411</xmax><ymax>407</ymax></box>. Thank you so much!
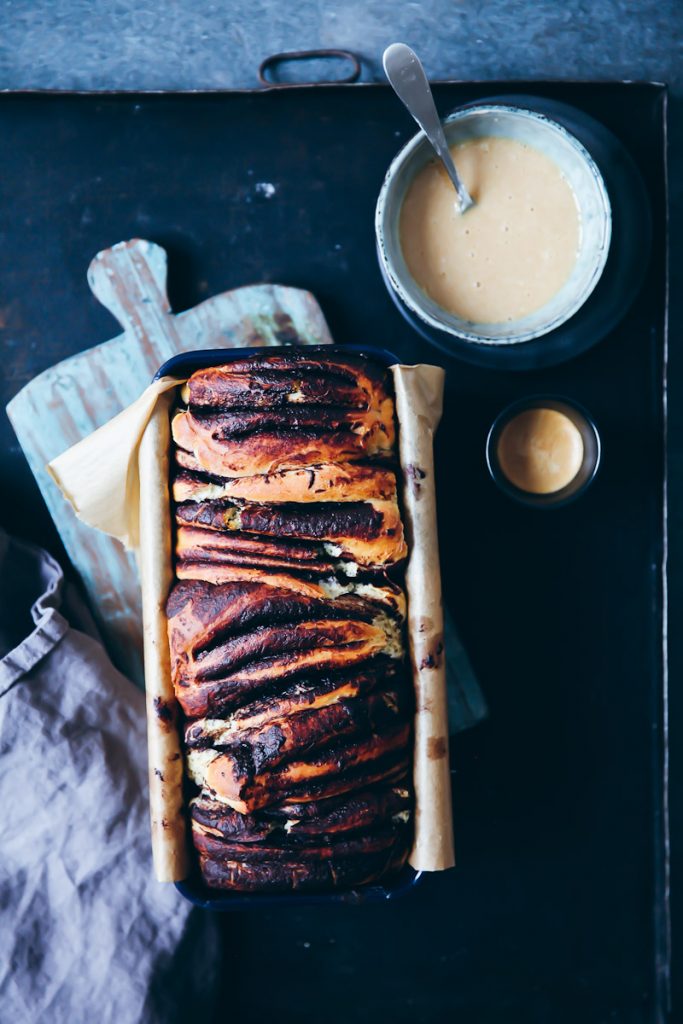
<box><xmin>87</xmin><ymin>239</ymin><xmax>183</xmax><ymax>350</ymax></box>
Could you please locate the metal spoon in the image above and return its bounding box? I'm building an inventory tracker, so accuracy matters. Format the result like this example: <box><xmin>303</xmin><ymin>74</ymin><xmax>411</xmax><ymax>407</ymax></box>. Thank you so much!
<box><xmin>383</xmin><ymin>43</ymin><xmax>474</xmax><ymax>214</ymax></box>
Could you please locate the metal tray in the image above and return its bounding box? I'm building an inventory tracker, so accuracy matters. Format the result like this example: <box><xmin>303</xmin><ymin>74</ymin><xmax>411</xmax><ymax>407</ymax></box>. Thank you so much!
<box><xmin>0</xmin><ymin>74</ymin><xmax>668</xmax><ymax>1021</ymax></box>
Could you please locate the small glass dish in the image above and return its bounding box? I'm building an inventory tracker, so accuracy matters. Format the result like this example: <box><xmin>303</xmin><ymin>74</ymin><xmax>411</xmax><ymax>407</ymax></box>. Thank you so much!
<box><xmin>486</xmin><ymin>396</ymin><xmax>601</xmax><ymax>508</ymax></box>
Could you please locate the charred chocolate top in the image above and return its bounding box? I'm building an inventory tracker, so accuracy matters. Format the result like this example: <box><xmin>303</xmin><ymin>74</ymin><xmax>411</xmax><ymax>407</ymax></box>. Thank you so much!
<box><xmin>167</xmin><ymin>578</ymin><xmax>383</xmax><ymax>630</ymax></box>
<box><xmin>166</xmin><ymin>351</ymin><xmax>412</xmax><ymax>890</ymax></box>
<box><xmin>177</xmin><ymin>499</ymin><xmax>383</xmax><ymax>539</ymax></box>
<box><xmin>172</xmin><ymin>354</ymin><xmax>396</xmax><ymax>479</ymax></box>
<box><xmin>184</xmin><ymin>352</ymin><xmax>390</xmax><ymax>411</ymax></box>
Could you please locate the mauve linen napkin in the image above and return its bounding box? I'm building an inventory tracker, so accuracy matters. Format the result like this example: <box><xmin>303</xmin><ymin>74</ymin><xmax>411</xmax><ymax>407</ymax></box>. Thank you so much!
<box><xmin>0</xmin><ymin>530</ymin><xmax>218</xmax><ymax>1023</ymax></box>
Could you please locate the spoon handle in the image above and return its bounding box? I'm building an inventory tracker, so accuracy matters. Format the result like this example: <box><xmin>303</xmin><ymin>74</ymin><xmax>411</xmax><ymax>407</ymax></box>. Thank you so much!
<box><xmin>383</xmin><ymin>43</ymin><xmax>473</xmax><ymax>212</ymax></box>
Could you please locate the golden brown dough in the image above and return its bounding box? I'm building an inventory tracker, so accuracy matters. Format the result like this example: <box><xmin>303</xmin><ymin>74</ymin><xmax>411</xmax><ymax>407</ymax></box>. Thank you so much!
<box><xmin>190</xmin><ymin>793</ymin><xmax>275</xmax><ymax>843</ymax></box>
<box><xmin>174</xmin><ymin>557</ymin><xmax>406</xmax><ymax>616</ymax></box>
<box><xmin>174</xmin><ymin>497</ymin><xmax>407</xmax><ymax>569</ymax></box>
<box><xmin>173</xmin><ymin>352</ymin><xmax>396</xmax><ymax>478</ymax></box>
<box><xmin>190</xmin><ymin>721</ymin><xmax>411</xmax><ymax>813</ymax></box>
<box><xmin>184</xmin><ymin>667</ymin><xmax>399</xmax><ymax>745</ymax></box>
<box><xmin>267</xmin><ymin>784</ymin><xmax>411</xmax><ymax>837</ymax></box>
<box><xmin>172</xmin><ymin>462</ymin><xmax>399</xmax><ymax>505</ymax></box>
<box><xmin>193</xmin><ymin>822</ymin><xmax>401</xmax><ymax>862</ymax></box>
<box><xmin>190</xmin><ymin>783</ymin><xmax>411</xmax><ymax>843</ymax></box>
<box><xmin>166</xmin><ymin>579</ymin><xmax>403</xmax><ymax>718</ymax></box>
<box><xmin>172</xmin><ymin>405</ymin><xmax>395</xmax><ymax>478</ymax></box>
<box><xmin>167</xmin><ymin>352</ymin><xmax>413</xmax><ymax>891</ymax></box>
<box><xmin>271</xmin><ymin>751</ymin><xmax>410</xmax><ymax>806</ymax></box>
<box><xmin>175</xmin><ymin>526</ymin><xmax>338</xmax><ymax>575</ymax></box>
<box><xmin>187</xmin><ymin>691</ymin><xmax>405</xmax><ymax>805</ymax></box>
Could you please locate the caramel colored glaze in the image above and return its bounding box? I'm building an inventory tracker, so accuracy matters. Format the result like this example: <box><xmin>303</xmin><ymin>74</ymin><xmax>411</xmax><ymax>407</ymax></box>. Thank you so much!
<box><xmin>400</xmin><ymin>136</ymin><xmax>580</xmax><ymax>324</ymax></box>
<box><xmin>497</xmin><ymin>408</ymin><xmax>584</xmax><ymax>495</ymax></box>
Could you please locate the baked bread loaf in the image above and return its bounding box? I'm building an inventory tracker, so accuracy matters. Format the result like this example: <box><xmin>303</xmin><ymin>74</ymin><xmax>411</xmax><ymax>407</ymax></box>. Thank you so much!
<box><xmin>166</xmin><ymin>350</ymin><xmax>412</xmax><ymax>891</ymax></box>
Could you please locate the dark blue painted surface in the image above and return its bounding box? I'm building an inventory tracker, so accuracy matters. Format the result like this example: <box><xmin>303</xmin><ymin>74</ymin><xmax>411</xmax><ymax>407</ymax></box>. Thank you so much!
<box><xmin>0</xmin><ymin>6</ymin><xmax>681</xmax><ymax>1020</ymax></box>
<box><xmin>0</xmin><ymin>79</ymin><xmax>665</xmax><ymax>1024</ymax></box>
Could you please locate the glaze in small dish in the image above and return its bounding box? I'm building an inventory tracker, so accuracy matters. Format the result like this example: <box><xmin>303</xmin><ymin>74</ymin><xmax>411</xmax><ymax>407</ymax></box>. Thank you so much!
<box><xmin>486</xmin><ymin>396</ymin><xmax>601</xmax><ymax>508</ymax></box>
<box><xmin>376</xmin><ymin>104</ymin><xmax>612</xmax><ymax>346</ymax></box>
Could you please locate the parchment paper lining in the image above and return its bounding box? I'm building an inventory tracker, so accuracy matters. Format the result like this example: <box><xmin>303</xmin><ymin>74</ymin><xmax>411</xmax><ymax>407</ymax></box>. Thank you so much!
<box><xmin>138</xmin><ymin>394</ymin><xmax>189</xmax><ymax>882</ymax></box>
<box><xmin>392</xmin><ymin>365</ymin><xmax>454</xmax><ymax>871</ymax></box>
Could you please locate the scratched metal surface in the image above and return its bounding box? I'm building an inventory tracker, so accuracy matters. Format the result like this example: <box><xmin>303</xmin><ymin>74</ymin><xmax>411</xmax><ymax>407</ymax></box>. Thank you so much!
<box><xmin>6</xmin><ymin>239</ymin><xmax>333</xmax><ymax>682</ymax></box>
<box><xmin>0</xmin><ymin>81</ymin><xmax>668</xmax><ymax>1022</ymax></box>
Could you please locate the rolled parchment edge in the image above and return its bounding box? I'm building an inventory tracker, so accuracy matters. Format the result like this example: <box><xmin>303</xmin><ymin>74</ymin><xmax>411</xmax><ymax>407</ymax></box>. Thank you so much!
<box><xmin>392</xmin><ymin>364</ymin><xmax>455</xmax><ymax>872</ymax></box>
<box><xmin>138</xmin><ymin>391</ymin><xmax>189</xmax><ymax>882</ymax></box>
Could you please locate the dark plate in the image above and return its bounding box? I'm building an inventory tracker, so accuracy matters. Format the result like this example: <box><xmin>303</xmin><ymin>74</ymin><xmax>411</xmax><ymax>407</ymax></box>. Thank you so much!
<box><xmin>385</xmin><ymin>95</ymin><xmax>652</xmax><ymax>370</ymax></box>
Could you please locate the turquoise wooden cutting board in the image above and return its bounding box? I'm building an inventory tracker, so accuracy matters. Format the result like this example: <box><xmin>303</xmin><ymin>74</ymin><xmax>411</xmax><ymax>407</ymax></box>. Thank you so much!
<box><xmin>6</xmin><ymin>239</ymin><xmax>333</xmax><ymax>684</ymax></box>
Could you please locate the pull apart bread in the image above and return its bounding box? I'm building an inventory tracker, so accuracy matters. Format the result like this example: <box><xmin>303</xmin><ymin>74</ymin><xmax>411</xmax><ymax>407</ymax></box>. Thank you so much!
<box><xmin>166</xmin><ymin>351</ymin><xmax>412</xmax><ymax>892</ymax></box>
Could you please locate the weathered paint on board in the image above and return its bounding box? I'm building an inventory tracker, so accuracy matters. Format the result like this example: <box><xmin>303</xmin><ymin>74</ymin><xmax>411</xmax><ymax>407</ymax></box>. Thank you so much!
<box><xmin>7</xmin><ymin>239</ymin><xmax>333</xmax><ymax>683</ymax></box>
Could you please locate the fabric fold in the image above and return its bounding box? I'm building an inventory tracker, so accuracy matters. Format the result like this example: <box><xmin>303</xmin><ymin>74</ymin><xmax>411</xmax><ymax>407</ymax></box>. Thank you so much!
<box><xmin>0</xmin><ymin>530</ymin><xmax>219</xmax><ymax>1023</ymax></box>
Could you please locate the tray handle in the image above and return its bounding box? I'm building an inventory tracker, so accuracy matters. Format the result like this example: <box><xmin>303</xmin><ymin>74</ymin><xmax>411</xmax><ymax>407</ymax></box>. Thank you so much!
<box><xmin>258</xmin><ymin>49</ymin><xmax>361</xmax><ymax>87</ymax></box>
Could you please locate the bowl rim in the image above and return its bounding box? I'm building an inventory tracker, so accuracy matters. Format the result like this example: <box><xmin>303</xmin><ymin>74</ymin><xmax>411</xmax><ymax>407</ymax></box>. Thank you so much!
<box><xmin>375</xmin><ymin>102</ymin><xmax>613</xmax><ymax>346</ymax></box>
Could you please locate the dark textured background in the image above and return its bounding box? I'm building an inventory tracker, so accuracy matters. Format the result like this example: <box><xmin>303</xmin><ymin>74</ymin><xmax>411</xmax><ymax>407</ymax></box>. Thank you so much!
<box><xmin>0</xmin><ymin>3</ymin><xmax>681</xmax><ymax>1022</ymax></box>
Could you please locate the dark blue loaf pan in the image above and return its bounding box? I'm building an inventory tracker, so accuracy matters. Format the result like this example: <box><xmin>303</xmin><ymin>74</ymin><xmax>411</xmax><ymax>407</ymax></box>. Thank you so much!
<box><xmin>154</xmin><ymin>342</ymin><xmax>424</xmax><ymax>910</ymax></box>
